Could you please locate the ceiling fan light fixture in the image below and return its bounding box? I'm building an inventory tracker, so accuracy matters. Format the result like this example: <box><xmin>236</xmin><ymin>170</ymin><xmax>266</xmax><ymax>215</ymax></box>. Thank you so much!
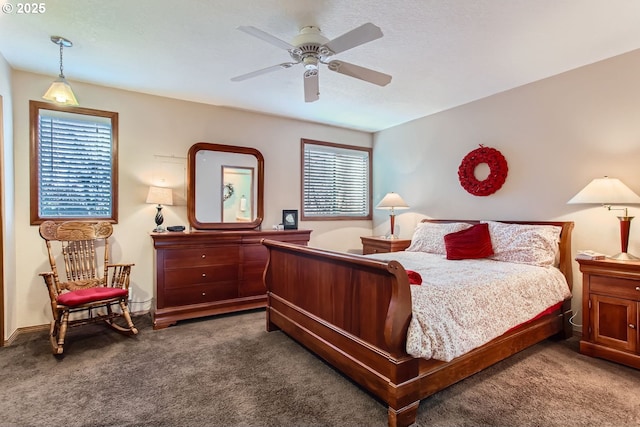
<box><xmin>42</xmin><ymin>35</ymin><xmax>79</xmax><ymax>106</ymax></box>
<box><xmin>303</xmin><ymin>56</ymin><xmax>319</xmax><ymax>70</ymax></box>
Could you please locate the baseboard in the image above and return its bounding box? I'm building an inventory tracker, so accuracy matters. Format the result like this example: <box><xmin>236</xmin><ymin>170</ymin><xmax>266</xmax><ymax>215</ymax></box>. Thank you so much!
<box><xmin>4</xmin><ymin>323</ymin><xmax>49</xmax><ymax>347</ymax></box>
<box><xmin>3</xmin><ymin>309</ymin><xmax>150</xmax><ymax>347</ymax></box>
<box><xmin>572</xmin><ymin>324</ymin><xmax>582</xmax><ymax>338</ymax></box>
<box><xmin>130</xmin><ymin>309</ymin><xmax>150</xmax><ymax>316</ymax></box>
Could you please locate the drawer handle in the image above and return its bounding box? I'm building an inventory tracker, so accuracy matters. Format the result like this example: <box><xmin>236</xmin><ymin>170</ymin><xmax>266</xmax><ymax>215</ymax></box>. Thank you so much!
<box><xmin>202</xmin><ymin>273</ymin><xmax>206</xmax><ymax>277</ymax></box>
<box><xmin>636</xmin><ymin>287</ymin><xmax>640</xmax><ymax>292</ymax></box>
<box><xmin>201</xmin><ymin>254</ymin><xmax>206</xmax><ymax>258</ymax></box>
<box><xmin>202</xmin><ymin>292</ymin><xmax>206</xmax><ymax>296</ymax></box>
<box><xmin>630</xmin><ymin>324</ymin><xmax>637</xmax><ymax>330</ymax></box>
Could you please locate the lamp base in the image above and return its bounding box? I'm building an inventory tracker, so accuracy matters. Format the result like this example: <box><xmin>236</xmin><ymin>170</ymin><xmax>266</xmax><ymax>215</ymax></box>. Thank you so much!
<box><xmin>153</xmin><ymin>205</ymin><xmax>165</xmax><ymax>233</ymax></box>
<box><xmin>608</xmin><ymin>252</ymin><xmax>640</xmax><ymax>261</ymax></box>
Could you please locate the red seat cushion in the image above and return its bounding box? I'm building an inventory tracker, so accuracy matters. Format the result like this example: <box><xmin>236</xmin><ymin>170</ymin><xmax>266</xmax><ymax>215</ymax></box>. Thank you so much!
<box><xmin>57</xmin><ymin>287</ymin><xmax>128</xmax><ymax>307</ymax></box>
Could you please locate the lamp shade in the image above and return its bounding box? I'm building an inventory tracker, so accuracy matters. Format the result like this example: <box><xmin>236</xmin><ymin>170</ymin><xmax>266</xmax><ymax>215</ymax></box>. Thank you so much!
<box><xmin>568</xmin><ymin>176</ymin><xmax>640</xmax><ymax>261</ymax></box>
<box><xmin>42</xmin><ymin>77</ymin><xmax>79</xmax><ymax>106</ymax></box>
<box><xmin>567</xmin><ymin>177</ymin><xmax>640</xmax><ymax>205</ymax></box>
<box><xmin>146</xmin><ymin>186</ymin><xmax>173</xmax><ymax>206</ymax></box>
<box><xmin>376</xmin><ymin>192</ymin><xmax>409</xmax><ymax>209</ymax></box>
<box><xmin>42</xmin><ymin>36</ymin><xmax>79</xmax><ymax>106</ymax></box>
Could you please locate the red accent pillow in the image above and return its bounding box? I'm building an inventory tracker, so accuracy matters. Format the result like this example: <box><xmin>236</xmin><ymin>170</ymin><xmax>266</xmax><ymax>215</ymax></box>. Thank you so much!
<box><xmin>406</xmin><ymin>270</ymin><xmax>422</xmax><ymax>285</ymax></box>
<box><xmin>444</xmin><ymin>223</ymin><xmax>494</xmax><ymax>260</ymax></box>
<box><xmin>57</xmin><ymin>287</ymin><xmax>128</xmax><ymax>307</ymax></box>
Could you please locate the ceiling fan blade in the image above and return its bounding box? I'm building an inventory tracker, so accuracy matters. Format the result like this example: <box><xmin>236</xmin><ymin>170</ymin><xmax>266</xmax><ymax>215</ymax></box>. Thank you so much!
<box><xmin>237</xmin><ymin>26</ymin><xmax>294</xmax><ymax>51</ymax></box>
<box><xmin>304</xmin><ymin>70</ymin><xmax>319</xmax><ymax>103</ymax></box>
<box><xmin>231</xmin><ymin>63</ymin><xmax>297</xmax><ymax>81</ymax></box>
<box><xmin>327</xmin><ymin>60</ymin><xmax>392</xmax><ymax>86</ymax></box>
<box><xmin>323</xmin><ymin>23</ymin><xmax>383</xmax><ymax>55</ymax></box>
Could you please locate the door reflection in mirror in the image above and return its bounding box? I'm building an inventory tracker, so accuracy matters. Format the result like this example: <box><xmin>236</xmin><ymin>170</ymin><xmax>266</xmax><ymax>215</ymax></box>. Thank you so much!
<box><xmin>221</xmin><ymin>166</ymin><xmax>254</xmax><ymax>222</ymax></box>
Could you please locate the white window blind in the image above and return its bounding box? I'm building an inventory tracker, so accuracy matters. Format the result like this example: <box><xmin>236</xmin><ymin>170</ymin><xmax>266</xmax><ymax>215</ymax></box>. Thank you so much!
<box><xmin>37</xmin><ymin>111</ymin><xmax>113</xmax><ymax>218</ymax></box>
<box><xmin>302</xmin><ymin>140</ymin><xmax>371</xmax><ymax>219</ymax></box>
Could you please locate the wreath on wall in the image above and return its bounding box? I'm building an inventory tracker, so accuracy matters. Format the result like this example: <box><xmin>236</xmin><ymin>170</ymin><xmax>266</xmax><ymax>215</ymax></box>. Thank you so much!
<box><xmin>222</xmin><ymin>182</ymin><xmax>234</xmax><ymax>202</ymax></box>
<box><xmin>457</xmin><ymin>145</ymin><xmax>508</xmax><ymax>196</ymax></box>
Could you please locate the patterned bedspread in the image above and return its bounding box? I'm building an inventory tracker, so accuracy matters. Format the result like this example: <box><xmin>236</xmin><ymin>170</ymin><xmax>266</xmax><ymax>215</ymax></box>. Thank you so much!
<box><xmin>366</xmin><ymin>251</ymin><xmax>572</xmax><ymax>362</ymax></box>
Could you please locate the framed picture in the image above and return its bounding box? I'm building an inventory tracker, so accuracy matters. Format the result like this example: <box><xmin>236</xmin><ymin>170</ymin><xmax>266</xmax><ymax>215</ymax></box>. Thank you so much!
<box><xmin>282</xmin><ymin>210</ymin><xmax>298</xmax><ymax>230</ymax></box>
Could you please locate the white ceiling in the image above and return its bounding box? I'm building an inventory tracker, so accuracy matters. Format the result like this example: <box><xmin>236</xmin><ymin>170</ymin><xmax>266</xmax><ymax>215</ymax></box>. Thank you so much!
<box><xmin>2</xmin><ymin>0</ymin><xmax>640</xmax><ymax>132</ymax></box>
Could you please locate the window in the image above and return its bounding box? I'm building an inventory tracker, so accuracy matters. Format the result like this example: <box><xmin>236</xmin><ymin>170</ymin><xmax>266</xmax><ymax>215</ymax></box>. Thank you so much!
<box><xmin>30</xmin><ymin>101</ymin><xmax>119</xmax><ymax>224</ymax></box>
<box><xmin>301</xmin><ymin>139</ymin><xmax>371</xmax><ymax>220</ymax></box>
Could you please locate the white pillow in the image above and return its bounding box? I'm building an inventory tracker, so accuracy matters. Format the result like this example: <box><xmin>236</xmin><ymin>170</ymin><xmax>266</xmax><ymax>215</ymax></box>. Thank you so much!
<box><xmin>482</xmin><ymin>221</ymin><xmax>561</xmax><ymax>267</ymax></box>
<box><xmin>406</xmin><ymin>222</ymin><xmax>472</xmax><ymax>254</ymax></box>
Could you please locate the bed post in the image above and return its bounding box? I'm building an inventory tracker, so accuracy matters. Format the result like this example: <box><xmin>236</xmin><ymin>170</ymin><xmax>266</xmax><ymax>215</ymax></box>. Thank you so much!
<box><xmin>265</xmin><ymin>302</ymin><xmax>280</xmax><ymax>332</ymax></box>
<box><xmin>557</xmin><ymin>221</ymin><xmax>574</xmax><ymax>339</ymax></box>
<box><xmin>263</xmin><ymin>246</ymin><xmax>279</xmax><ymax>333</ymax></box>
<box><xmin>559</xmin><ymin>299</ymin><xmax>573</xmax><ymax>339</ymax></box>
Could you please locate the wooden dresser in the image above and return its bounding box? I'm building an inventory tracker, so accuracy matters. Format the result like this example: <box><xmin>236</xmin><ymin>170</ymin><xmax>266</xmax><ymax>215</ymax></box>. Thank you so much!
<box><xmin>151</xmin><ymin>229</ymin><xmax>311</xmax><ymax>329</ymax></box>
<box><xmin>577</xmin><ymin>258</ymin><xmax>640</xmax><ymax>369</ymax></box>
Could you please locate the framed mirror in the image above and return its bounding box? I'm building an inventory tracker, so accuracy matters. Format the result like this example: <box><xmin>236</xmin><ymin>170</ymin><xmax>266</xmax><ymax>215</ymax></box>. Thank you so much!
<box><xmin>187</xmin><ymin>142</ymin><xmax>264</xmax><ymax>230</ymax></box>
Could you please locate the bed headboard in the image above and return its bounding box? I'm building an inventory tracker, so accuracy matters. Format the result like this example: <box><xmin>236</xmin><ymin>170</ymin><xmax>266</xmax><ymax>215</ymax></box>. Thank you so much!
<box><xmin>421</xmin><ymin>219</ymin><xmax>574</xmax><ymax>290</ymax></box>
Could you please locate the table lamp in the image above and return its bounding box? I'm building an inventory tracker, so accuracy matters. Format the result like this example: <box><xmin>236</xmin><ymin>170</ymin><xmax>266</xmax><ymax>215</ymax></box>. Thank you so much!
<box><xmin>568</xmin><ymin>176</ymin><xmax>640</xmax><ymax>260</ymax></box>
<box><xmin>376</xmin><ymin>192</ymin><xmax>409</xmax><ymax>239</ymax></box>
<box><xmin>146</xmin><ymin>186</ymin><xmax>174</xmax><ymax>232</ymax></box>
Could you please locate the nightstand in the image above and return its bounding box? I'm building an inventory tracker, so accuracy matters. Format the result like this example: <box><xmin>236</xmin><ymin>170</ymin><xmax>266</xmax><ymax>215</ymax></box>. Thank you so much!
<box><xmin>577</xmin><ymin>258</ymin><xmax>640</xmax><ymax>369</ymax></box>
<box><xmin>361</xmin><ymin>236</ymin><xmax>411</xmax><ymax>255</ymax></box>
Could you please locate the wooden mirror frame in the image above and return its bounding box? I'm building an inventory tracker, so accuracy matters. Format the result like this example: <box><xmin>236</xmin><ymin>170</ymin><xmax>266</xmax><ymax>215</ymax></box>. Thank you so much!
<box><xmin>187</xmin><ymin>142</ymin><xmax>264</xmax><ymax>230</ymax></box>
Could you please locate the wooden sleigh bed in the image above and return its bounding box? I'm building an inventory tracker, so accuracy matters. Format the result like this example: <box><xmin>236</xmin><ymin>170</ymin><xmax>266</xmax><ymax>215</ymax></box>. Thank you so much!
<box><xmin>261</xmin><ymin>220</ymin><xmax>574</xmax><ymax>427</ymax></box>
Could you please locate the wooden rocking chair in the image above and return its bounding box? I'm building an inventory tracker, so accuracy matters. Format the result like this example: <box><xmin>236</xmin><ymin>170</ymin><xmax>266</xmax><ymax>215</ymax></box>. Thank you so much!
<box><xmin>39</xmin><ymin>221</ymin><xmax>138</xmax><ymax>355</ymax></box>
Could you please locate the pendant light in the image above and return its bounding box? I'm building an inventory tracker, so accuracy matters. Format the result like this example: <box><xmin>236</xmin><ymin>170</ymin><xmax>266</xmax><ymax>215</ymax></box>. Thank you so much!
<box><xmin>42</xmin><ymin>36</ymin><xmax>79</xmax><ymax>106</ymax></box>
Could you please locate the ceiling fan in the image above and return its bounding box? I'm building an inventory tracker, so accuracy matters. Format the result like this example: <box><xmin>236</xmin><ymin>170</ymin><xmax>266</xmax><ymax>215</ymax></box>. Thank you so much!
<box><xmin>230</xmin><ymin>23</ymin><xmax>392</xmax><ymax>102</ymax></box>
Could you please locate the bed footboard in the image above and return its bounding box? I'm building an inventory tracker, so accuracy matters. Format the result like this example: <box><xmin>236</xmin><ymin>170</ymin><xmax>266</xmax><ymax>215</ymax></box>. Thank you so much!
<box><xmin>262</xmin><ymin>239</ymin><xmax>421</xmax><ymax>426</ymax></box>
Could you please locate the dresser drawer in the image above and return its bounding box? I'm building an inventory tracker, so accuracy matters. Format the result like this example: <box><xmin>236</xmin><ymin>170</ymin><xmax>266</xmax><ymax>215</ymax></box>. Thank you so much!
<box><xmin>164</xmin><ymin>282</ymin><xmax>238</xmax><ymax>306</ymax></box>
<box><xmin>590</xmin><ymin>275</ymin><xmax>640</xmax><ymax>300</ymax></box>
<box><xmin>164</xmin><ymin>265</ymin><xmax>238</xmax><ymax>289</ymax></box>
<box><xmin>163</xmin><ymin>246</ymin><xmax>239</xmax><ymax>269</ymax></box>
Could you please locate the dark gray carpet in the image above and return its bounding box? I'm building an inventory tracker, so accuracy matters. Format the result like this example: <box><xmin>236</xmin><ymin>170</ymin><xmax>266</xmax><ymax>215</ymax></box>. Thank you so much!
<box><xmin>1</xmin><ymin>309</ymin><xmax>639</xmax><ymax>426</ymax></box>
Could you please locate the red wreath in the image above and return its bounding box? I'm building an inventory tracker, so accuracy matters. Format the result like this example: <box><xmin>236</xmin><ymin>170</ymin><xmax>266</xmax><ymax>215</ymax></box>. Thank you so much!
<box><xmin>458</xmin><ymin>145</ymin><xmax>508</xmax><ymax>196</ymax></box>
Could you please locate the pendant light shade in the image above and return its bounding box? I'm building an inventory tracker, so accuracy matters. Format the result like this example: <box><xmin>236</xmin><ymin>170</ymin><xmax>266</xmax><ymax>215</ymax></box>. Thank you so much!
<box><xmin>42</xmin><ymin>76</ymin><xmax>79</xmax><ymax>106</ymax></box>
<box><xmin>42</xmin><ymin>36</ymin><xmax>79</xmax><ymax>106</ymax></box>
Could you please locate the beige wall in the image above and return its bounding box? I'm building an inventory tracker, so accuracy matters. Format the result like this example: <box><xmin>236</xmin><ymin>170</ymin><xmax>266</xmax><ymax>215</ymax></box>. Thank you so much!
<box><xmin>7</xmin><ymin>48</ymin><xmax>640</xmax><ymax>333</ymax></box>
<box><xmin>373</xmin><ymin>48</ymin><xmax>640</xmax><ymax>316</ymax></box>
<box><xmin>10</xmin><ymin>70</ymin><xmax>372</xmax><ymax>330</ymax></box>
<box><xmin>0</xmin><ymin>55</ymin><xmax>16</xmax><ymax>340</ymax></box>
